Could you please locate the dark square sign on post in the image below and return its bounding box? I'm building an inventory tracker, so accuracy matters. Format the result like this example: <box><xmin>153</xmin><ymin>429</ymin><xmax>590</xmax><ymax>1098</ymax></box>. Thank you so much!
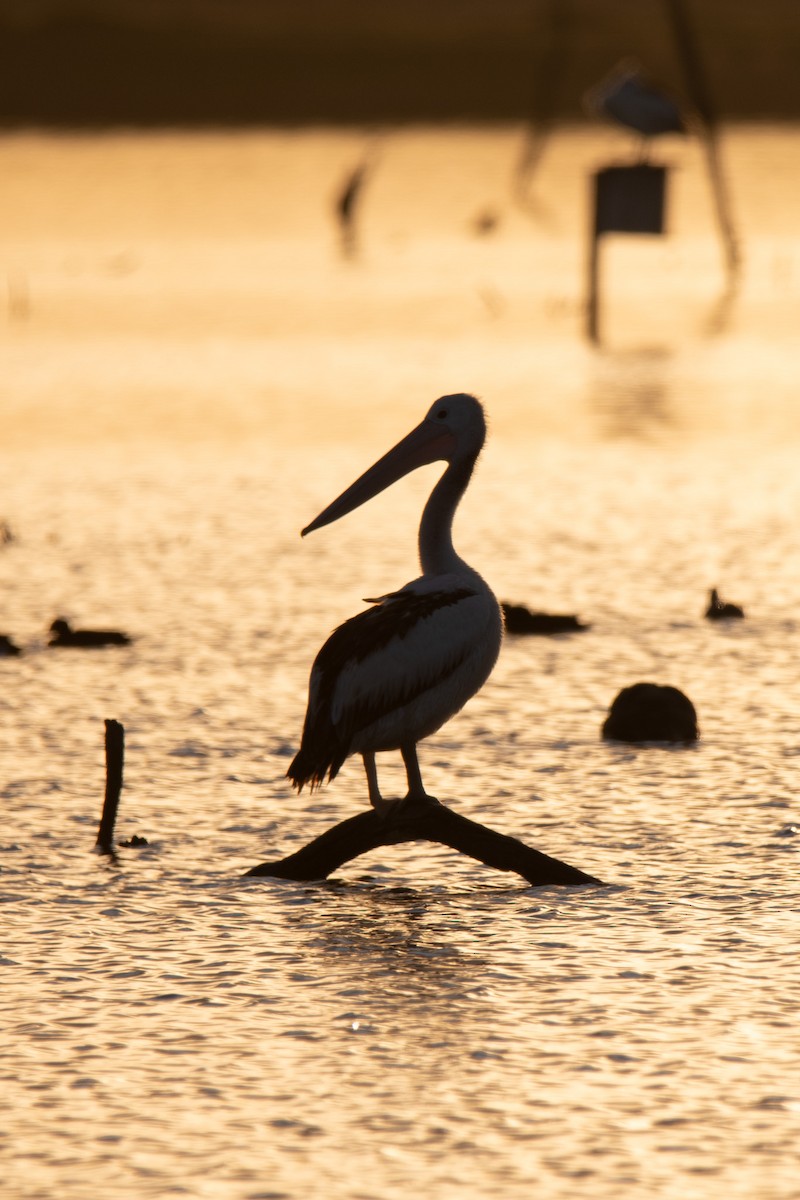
<box><xmin>594</xmin><ymin>164</ymin><xmax>667</xmax><ymax>235</ymax></box>
<box><xmin>587</xmin><ymin>163</ymin><xmax>670</xmax><ymax>341</ymax></box>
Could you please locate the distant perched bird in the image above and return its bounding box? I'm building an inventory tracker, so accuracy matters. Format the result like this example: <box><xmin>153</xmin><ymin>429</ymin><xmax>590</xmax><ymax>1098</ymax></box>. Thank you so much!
<box><xmin>288</xmin><ymin>394</ymin><xmax>503</xmax><ymax>816</ymax></box>
<box><xmin>48</xmin><ymin>618</ymin><xmax>132</xmax><ymax>648</ymax></box>
<box><xmin>585</xmin><ymin>61</ymin><xmax>686</xmax><ymax>154</ymax></box>
<box><xmin>501</xmin><ymin>602</ymin><xmax>588</xmax><ymax>635</ymax></box>
<box><xmin>705</xmin><ymin>588</ymin><xmax>745</xmax><ymax>620</ymax></box>
<box><xmin>0</xmin><ymin>634</ymin><xmax>21</xmax><ymax>657</ymax></box>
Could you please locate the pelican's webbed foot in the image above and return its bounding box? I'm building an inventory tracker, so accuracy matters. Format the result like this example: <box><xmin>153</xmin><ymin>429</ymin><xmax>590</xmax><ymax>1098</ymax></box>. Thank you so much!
<box><xmin>364</xmin><ymin>748</ymin><xmax>441</xmax><ymax>820</ymax></box>
<box><xmin>372</xmin><ymin>792</ymin><xmax>442</xmax><ymax>822</ymax></box>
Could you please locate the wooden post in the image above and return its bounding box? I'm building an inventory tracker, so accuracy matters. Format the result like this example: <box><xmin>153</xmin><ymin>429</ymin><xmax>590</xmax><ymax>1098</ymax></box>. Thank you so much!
<box><xmin>587</xmin><ymin>211</ymin><xmax>601</xmax><ymax>344</ymax></box>
<box><xmin>96</xmin><ymin>719</ymin><xmax>124</xmax><ymax>855</ymax></box>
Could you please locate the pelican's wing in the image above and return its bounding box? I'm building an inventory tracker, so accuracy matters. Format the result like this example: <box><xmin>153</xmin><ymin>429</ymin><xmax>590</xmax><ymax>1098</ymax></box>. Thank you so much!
<box><xmin>288</xmin><ymin>585</ymin><xmax>485</xmax><ymax>789</ymax></box>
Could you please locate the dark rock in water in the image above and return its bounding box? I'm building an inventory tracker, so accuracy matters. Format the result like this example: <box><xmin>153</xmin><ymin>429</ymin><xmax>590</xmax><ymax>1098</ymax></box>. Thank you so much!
<box><xmin>48</xmin><ymin>618</ymin><xmax>132</xmax><ymax>648</ymax></box>
<box><xmin>502</xmin><ymin>602</ymin><xmax>589</xmax><ymax>636</ymax></box>
<box><xmin>705</xmin><ymin>588</ymin><xmax>744</xmax><ymax>620</ymax></box>
<box><xmin>602</xmin><ymin>682</ymin><xmax>698</xmax><ymax>743</ymax></box>
<box><xmin>0</xmin><ymin>634</ymin><xmax>21</xmax><ymax>656</ymax></box>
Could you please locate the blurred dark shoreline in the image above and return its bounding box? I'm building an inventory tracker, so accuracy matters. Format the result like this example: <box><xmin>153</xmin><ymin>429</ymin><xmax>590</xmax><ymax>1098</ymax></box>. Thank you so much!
<box><xmin>1</xmin><ymin>1</ymin><xmax>799</xmax><ymax>127</ymax></box>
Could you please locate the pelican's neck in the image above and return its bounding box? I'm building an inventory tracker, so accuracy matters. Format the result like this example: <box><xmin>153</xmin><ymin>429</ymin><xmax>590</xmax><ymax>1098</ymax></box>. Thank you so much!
<box><xmin>418</xmin><ymin>454</ymin><xmax>476</xmax><ymax>577</ymax></box>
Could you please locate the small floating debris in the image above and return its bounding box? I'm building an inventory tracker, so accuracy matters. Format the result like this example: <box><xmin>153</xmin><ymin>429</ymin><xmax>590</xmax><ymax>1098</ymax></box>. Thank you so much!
<box><xmin>705</xmin><ymin>588</ymin><xmax>744</xmax><ymax>620</ymax></box>
<box><xmin>0</xmin><ymin>634</ymin><xmax>21</xmax><ymax>657</ymax></box>
<box><xmin>501</xmin><ymin>602</ymin><xmax>589</xmax><ymax>636</ymax></box>
<box><xmin>602</xmin><ymin>682</ymin><xmax>698</xmax><ymax>744</ymax></box>
<box><xmin>49</xmin><ymin>618</ymin><xmax>132</xmax><ymax>648</ymax></box>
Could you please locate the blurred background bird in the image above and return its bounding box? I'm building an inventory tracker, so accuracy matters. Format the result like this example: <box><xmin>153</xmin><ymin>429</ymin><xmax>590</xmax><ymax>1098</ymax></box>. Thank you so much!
<box><xmin>585</xmin><ymin>60</ymin><xmax>687</xmax><ymax>158</ymax></box>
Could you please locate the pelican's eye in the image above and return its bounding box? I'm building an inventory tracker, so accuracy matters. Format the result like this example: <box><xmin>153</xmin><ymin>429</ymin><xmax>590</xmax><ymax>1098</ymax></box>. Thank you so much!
<box><xmin>436</xmin><ymin>408</ymin><xmax>448</xmax><ymax>420</ymax></box>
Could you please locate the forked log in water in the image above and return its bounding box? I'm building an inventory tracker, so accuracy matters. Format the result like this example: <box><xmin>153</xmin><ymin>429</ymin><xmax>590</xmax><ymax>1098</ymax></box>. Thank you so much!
<box><xmin>245</xmin><ymin>803</ymin><xmax>603</xmax><ymax>886</ymax></box>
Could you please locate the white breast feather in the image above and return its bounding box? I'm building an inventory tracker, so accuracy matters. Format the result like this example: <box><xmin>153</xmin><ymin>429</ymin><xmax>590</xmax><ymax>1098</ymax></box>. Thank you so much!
<box><xmin>330</xmin><ymin>589</ymin><xmax>499</xmax><ymax>738</ymax></box>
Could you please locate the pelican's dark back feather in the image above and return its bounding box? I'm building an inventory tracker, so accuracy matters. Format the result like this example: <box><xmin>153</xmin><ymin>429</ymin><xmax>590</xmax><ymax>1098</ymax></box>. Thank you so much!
<box><xmin>287</xmin><ymin>587</ymin><xmax>476</xmax><ymax>791</ymax></box>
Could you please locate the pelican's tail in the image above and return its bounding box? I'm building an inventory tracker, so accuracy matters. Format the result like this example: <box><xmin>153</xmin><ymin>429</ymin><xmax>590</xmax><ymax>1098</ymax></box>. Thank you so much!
<box><xmin>286</xmin><ymin>746</ymin><xmax>323</xmax><ymax>792</ymax></box>
<box><xmin>286</xmin><ymin>739</ymin><xmax>346</xmax><ymax>793</ymax></box>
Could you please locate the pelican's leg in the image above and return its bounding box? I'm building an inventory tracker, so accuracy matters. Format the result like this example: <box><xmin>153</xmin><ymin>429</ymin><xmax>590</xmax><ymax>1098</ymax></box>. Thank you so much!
<box><xmin>362</xmin><ymin>751</ymin><xmax>383</xmax><ymax>806</ymax></box>
<box><xmin>401</xmin><ymin>743</ymin><xmax>440</xmax><ymax>808</ymax></box>
<box><xmin>363</xmin><ymin>751</ymin><xmax>395</xmax><ymax>818</ymax></box>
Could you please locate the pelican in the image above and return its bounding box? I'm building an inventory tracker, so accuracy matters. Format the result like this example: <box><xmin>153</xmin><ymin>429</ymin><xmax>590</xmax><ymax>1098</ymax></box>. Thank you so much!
<box><xmin>287</xmin><ymin>393</ymin><xmax>503</xmax><ymax>814</ymax></box>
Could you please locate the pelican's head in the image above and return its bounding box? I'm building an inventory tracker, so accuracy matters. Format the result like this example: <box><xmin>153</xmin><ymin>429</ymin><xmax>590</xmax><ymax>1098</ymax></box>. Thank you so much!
<box><xmin>421</xmin><ymin>392</ymin><xmax>486</xmax><ymax>460</ymax></box>
<box><xmin>302</xmin><ymin>392</ymin><xmax>486</xmax><ymax>537</ymax></box>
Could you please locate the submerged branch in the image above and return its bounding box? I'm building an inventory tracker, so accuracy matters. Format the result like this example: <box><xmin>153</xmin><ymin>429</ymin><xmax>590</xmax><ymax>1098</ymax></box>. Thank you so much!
<box><xmin>245</xmin><ymin>803</ymin><xmax>603</xmax><ymax>887</ymax></box>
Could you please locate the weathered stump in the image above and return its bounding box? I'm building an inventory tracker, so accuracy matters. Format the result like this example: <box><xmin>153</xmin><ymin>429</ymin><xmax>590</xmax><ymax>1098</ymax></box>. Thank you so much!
<box><xmin>602</xmin><ymin>682</ymin><xmax>698</xmax><ymax>744</ymax></box>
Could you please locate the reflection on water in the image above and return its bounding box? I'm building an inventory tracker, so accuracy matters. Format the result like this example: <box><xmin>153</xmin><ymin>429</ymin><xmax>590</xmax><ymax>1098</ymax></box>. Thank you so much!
<box><xmin>589</xmin><ymin>348</ymin><xmax>676</xmax><ymax>440</ymax></box>
<box><xmin>1</xmin><ymin>127</ymin><xmax>800</xmax><ymax>1200</ymax></box>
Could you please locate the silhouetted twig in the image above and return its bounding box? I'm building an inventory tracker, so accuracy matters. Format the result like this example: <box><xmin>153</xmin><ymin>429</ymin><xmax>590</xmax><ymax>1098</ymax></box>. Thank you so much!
<box><xmin>245</xmin><ymin>802</ymin><xmax>603</xmax><ymax>886</ymax></box>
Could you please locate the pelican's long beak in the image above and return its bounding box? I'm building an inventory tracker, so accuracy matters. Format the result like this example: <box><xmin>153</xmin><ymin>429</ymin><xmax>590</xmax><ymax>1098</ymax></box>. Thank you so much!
<box><xmin>302</xmin><ymin>418</ymin><xmax>456</xmax><ymax>537</ymax></box>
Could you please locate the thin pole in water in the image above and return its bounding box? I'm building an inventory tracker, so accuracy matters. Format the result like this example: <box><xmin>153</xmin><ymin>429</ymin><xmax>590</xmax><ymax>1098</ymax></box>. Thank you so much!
<box><xmin>96</xmin><ymin>719</ymin><xmax>124</xmax><ymax>855</ymax></box>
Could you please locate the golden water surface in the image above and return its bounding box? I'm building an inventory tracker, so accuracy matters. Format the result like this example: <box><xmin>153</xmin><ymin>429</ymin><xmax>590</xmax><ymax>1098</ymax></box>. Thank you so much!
<box><xmin>2</xmin><ymin>127</ymin><xmax>800</xmax><ymax>1199</ymax></box>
